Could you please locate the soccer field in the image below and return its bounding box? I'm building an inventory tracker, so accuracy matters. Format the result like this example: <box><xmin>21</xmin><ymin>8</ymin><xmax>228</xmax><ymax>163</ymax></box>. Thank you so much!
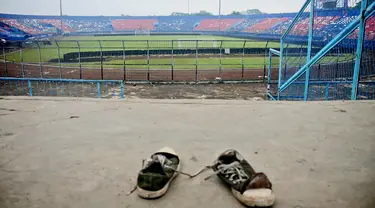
<box><xmin>4</xmin><ymin>35</ymin><xmax>281</xmax><ymax>69</ymax></box>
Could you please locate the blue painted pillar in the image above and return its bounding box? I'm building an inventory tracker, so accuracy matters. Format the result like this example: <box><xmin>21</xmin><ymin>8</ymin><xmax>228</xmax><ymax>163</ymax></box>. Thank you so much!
<box><xmin>97</xmin><ymin>82</ymin><xmax>101</xmax><ymax>99</ymax></box>
<box><xmin>278</xmin><ymin>39</ymin><xmax>284</xmax><ymax>100</ymax></box>
<box><xmin>28</xmin><ymin>80</ymin><xmax>32</xmax><ymax>96</ymax></box>
<box><xmin>304</xmin><ymin>0</ymin><xmax>315</xmax><ymax>101</ymax></box>
<box><xmin>351</xmin><ymin>0</ymin><xmax>369</xmax><ymax>100</ymax></box>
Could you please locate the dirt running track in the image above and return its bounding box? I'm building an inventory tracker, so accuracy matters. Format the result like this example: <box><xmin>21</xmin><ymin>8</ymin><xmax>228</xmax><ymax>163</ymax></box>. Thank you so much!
<box><xmin>0</xmin><ymin>63</ymin><xmax>280</xmax><ymax>82</ymax></box>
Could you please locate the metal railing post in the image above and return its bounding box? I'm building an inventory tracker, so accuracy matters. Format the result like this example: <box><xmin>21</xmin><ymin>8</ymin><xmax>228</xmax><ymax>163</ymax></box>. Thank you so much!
<box><xmin>242</xmin><ymin>41</ymin><xmax>246</xmax><ymax>80</ymax></box>
<box><xmin>98</xmin><ymin>40</ymin><xmax>103</xmax><ymax>80</ymax></box>
<box><xmin>28</xmin><ymin>80</ymin><xmax>32</xmax><ymax>96</ymax></box>
<box><xmin>278</xmin><ymin>39</ymin><xmax>284</xmax><ymax>100</ymax></box>
<box><xmin>77</xmin><ymin>41</ymin><xmax>82</xmax><ymax>79</ymax></box>
<box><xmin>122</xmin><ymin>40</ymin><xmax>126</xmax><ymax>81</ymax></box>
<box><xmin>20</xmin><ymin>44</ymin><xmax>25</xmax><ymax>77</ymax></box>
<box><xmin>195</xmin><ymin>40</ymin><xmax>198</xmax><ymax>82</ymax></box>
<box><xmin>325</xmin><ymin>83</ymin><xmax>330</xmax><ymax>101</ymax></box>
<box><xmin>36</xmin><ymin>42</ymin><xmax>43</xmax><ymax>78</ymax></box>
<box><xmin>147</xmin><ymin>40</ymin><xmax>150</xmax><ymax>81</ymax></box>
<box><xmin>2</xmin><ymin>46</ymin><xmax>7</xmax><ymax>76</ymax></box>
<box><xmin>120</xmin><ymin>81</ymin><xmax>124</xmax><ymax>99</ymax></box>
<box><xmin>55</xmin><ymin>40</ymin><xmax>62</xmax><ymax>79</ymax></box>
<box><xmin>171</xmin><ymin>40</ymin><xmax>174</xmax><ymax>81</ymax></box>
<box><xmin>219</xmin><ymin>40</ymin><xmax>223</xmax><ymax>77</ymax></box>
<box><xmin>97</xmin><ymin>82</ymin><xmax>101</xmax><ymax>99</ymax></box>
<box><xmin>304</xmin><ymin>0</ymin><xmax>315</xmax><ymax>101</ymax></box>
<box><xmin>351</xmin><ymin>0</ymin><xmax>369</xmax><ymax>100</ymax></box>
<box><xmin>267</xmin><ymin>50</ymin><xmax>272</xmax><ymax>95</ymax></box>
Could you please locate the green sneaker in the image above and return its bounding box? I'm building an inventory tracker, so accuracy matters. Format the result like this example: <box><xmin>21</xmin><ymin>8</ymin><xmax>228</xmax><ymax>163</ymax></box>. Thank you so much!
<box><xmin>210</xmin><ymin>149</ymin><xmax>275</xmax><ymax>207</ymax></box>
<box><xmin>136</xmin><ymin>147</ymin><xmax>181</xmax><ymax>199</ymax></box>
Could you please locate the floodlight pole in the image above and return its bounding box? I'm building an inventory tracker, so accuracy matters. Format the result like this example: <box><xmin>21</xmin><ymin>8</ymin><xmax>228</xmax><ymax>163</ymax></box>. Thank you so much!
<box><xmin>188</xmin><ymin>0</ymin><xmax>190</xmax><ymax>14</ymax></box>
<box><xmin>60</xmin><ymin>0</ymin><xmax>63</xmax><ymax>35</ymax></box>
<box><xmin>218</xmin><ymin>0</ymin><xmax>221</xmax><ymax>32</ymax></box>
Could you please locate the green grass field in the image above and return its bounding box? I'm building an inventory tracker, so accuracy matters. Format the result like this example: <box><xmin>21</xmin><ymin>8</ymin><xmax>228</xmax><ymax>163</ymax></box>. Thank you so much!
<box><xmin>5</xmin><ymin>35</ymin><xmax>280</xmax><ymax>68</ymax></box>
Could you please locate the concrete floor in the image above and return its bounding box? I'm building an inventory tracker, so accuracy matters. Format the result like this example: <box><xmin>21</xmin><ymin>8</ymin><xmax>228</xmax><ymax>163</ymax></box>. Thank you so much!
<box><xmin>0</xmin><ymin>98</ymin><xmax>375</xmax><ymax>208</ymax></box>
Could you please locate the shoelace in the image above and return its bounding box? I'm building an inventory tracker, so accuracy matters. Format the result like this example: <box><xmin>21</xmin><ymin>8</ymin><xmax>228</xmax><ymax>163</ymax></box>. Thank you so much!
<box><xmin>204</xmin><ymin>161</ymin><xmax>249</xmax><ymax>184</ymax></box>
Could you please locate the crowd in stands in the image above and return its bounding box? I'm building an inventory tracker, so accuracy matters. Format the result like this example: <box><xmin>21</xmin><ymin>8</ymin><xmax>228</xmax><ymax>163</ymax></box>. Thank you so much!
<box><xmin>0</xmin><ymin>9</ymin><xmax>372</xmax><ymax>42</ymax></box>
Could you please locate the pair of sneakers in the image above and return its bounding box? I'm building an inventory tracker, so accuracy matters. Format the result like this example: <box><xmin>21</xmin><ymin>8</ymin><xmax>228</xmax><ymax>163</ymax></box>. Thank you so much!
<box><xmin>132</xmin><ymin>147</ymin><xmax>275</xmax><ymax>207</ymax></box>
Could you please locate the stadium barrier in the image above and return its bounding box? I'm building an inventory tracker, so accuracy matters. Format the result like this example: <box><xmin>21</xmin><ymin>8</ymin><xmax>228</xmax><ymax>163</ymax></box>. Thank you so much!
<box><xmin>269</xmin><ymin>0</ymin><xmax>375</xmax><ymax>101</ymax></box>
<box><xmin>0</xmin><ymin>77</ymin><xmax>124</xmax><ymax>99</ymax></box>
<box><xmin>0</xmin><ymin>40</ymin><xmax>277</xmax><ymax>83</ymax></box>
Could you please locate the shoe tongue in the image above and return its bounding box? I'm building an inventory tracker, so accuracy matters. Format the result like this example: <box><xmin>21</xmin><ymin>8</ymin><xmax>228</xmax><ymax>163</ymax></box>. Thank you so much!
<box><xmin>142</xmin><ymin>154</ymin><xmax>169</xmax><ymax>175</ymax></box>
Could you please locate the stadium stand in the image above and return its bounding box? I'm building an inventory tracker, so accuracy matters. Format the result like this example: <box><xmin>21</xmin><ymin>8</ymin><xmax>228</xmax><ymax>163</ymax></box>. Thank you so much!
<box><xmin>194</xmin><ymin>19</ymin><xmax>244</xmax><ymax>31</ymax></box>
<box><xmin>229</xmin><ymin>18</ymin><xmax>264</xmax><ymax>32</ymax></box>
<box><xmin>112</xmin><ymin>19</ymin><xmax>158</xmax><ymax>31</ymax></box>
<box><xmin>18</xmin><ymin>19</ymin><xmax>57</xmax><ymax>34</ymax></box>
<box><xmin>64</xmin><ymin>19</ymin><xmax>112</xmax><ymax>33</ymax></box>
<box><xmin>0</xmin><ymin>8</ymin><xmax>372</xmax><ymax>42</ymax></box>
<box><xmin>0</xmin><ymin>18</ymin><xmax>39</xmax><ymax>34</ymax></box>
<box><xmin>245</xmin><ymin>18</ymin><xmax>290</xmax><ymax>33</ymax></box>
<box><xmin>38</xmin><ymin>19</ymin><xmax>74</xmax><ymax>33</ymax></box>
<box><xmin>155</xmin><ymin>16</ymin><xmax>202</xmax><ymax>32</ymax></box>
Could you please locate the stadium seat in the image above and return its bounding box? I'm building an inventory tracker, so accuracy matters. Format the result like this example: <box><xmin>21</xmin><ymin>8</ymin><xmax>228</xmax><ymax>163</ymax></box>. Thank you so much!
<box><xmin>112</xmin><ymin>19</ymin><xmax>158</xmax><ymax>31</ymax></box>
<box><xmin>245</xmin><ymin>18</ymin><xmax>290</xmax><ymax>33</ymax></box>
<box><xmin>194</xmin><ymin>19</ymin><xmax>244</xmax><ymax>31</ymax></box>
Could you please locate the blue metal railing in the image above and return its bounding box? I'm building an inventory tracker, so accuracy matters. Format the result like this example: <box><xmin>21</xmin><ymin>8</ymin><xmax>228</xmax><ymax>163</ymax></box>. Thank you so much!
<box><xmin>274</xmin><ymin>0</ymin><xmax>375</xmax><ymax>101</ymax></box>
<box><xmin>0</xmin><ymin>77</ymin><xmax>125</xmax><ymax>99</ymax></box>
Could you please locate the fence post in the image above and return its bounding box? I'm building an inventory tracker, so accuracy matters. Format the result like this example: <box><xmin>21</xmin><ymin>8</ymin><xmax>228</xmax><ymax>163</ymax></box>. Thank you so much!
<box><xmin>77</xmin><ymin>41</ymin><xmax>82</xmax><ymax>79</ymax></box>
<box><xmin>20</xmin><ymin>44</ymin><xmax>25</xmax><ymax>77</ymax></box>
<box><xmin>122</xmin><ymin>40</ymin><xmax>126</xmax><ymax>81</ymax></box>
<box><xmin>28</xmin><ymin>80</ymin><xmax>32</xmax><ymax>96</ymax></box>
<box><xmin>2</xmin><ymin>46</ymin><xmax>8</xmax><ymax>76</ymax></box>
<box><xmin>147</xmin><ymin>40</ymin><xmax>150</xmax><ymax>81</ymax></box>
<box><xmin>195</xmin><ymin>40</ymin><xmax>198</xmax><ymax>82</ymax></box>
<box><xmin>264</xmin><ymin>41</ymin><xmax>269</xmax><ymax>83</ymax></box>
<box><xmin>219</xmin><ymin>40</ymin><xmax>223</xmax><ymax>77</ymax></box>
<box><xmin>304</xmin><ymin>0</ymin><xmax>315</xmax><ymax>101</ymax></box>
<box><xmin>278</xmin><ymin>39</ymin><xmax>284</xmax><ymax>100</ymax></box>
<box><xmin>36</xmin><ymin>42</ymin><xmax>43</xmax><ymax>78</ymax></box>
<box><xmin>171</xmin><ymin>40</ymin><xmax>174</xmax><ymax>81</ymax></box>
<box><xmin>98</xmin><ymin>40</ymin><xmax>103</xmax><ymax>80</ymax></box>
<box><xmin>351</xmin><ymin>0</ymin><xmax>368</xmax><ymax>100</ymax></box>
<box><xmin>55</xmin><ymin>40</ymin><xmax>62</xmax><ymax>79</ymax></box>
<box><xmin>267</xmin><ymin>50</ymin><xmax>272</xmax><ymax>95</ymax></box>
<box><xmin>242</xmin><ymin>41</ymin><xmax>246</xmax><ymax>80</ymax></box>
<box><xmin>325</xmin><ymin>83</ymin><xmax>330</xmax><ymax>101</ymax></box>
<box><xmin>317</xmin><ymin>63</ymin><xmax>321</xmax><ymax>80</ymax></box>
<box><xmin>97</xmin><ymin>82</ymin><xmax>101</xmax><ymax>99</ymax></box>
<box><xmin>120</xmin><ymin>81</ymin><xmax>124</xmax><ymax>99</ymax></box>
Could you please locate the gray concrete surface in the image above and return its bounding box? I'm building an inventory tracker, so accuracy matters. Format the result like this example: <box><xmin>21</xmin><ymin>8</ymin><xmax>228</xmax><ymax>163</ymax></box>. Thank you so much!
<box><xmin>0</xmin><ymin>97</ymin><xmax>375</xmax><ymax>208</ymax></box>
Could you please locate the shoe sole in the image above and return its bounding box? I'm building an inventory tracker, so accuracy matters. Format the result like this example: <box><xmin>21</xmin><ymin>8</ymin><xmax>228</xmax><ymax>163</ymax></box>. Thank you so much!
<box><xmin>232</xmin><ymin>188</ymin><xmax>275</xmax><ymax>207</ymax></box>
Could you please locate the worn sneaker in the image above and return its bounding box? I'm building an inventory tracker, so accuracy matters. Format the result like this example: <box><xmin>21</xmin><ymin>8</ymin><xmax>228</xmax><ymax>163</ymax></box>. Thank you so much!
<box><xmin>136</xmin><ymin>147</ymin><xmax>181</xmax><ymax>199</ymax></box>
<box><xmin>210</xmin><ymin>149</ymin><xmax>275</xmax><ymax>207</ymax></box>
